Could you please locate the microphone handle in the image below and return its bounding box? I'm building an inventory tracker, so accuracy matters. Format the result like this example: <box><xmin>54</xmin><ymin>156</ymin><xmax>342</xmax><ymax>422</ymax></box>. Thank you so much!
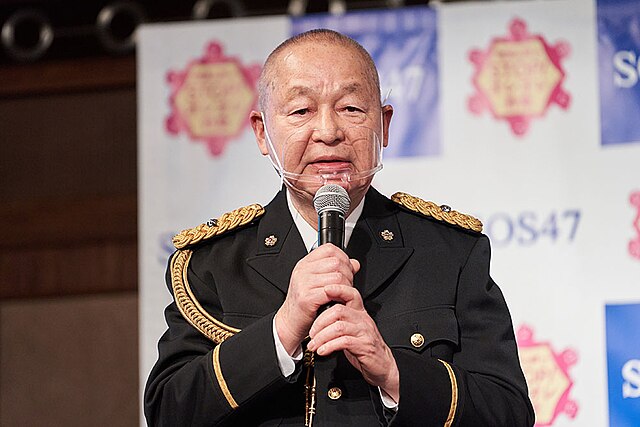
<box><xmin>317</xmin><ymin>210</ymin><xmax>346</xmax><ymax>315</ymax></box>
<box><xmin>317</xmin><ymin>210</ymin><xmax>345</xmax><ymax>250</ymax></box>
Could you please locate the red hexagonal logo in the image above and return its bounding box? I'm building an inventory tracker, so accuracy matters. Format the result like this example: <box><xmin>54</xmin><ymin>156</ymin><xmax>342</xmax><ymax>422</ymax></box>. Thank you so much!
<box><xmin>166</xmin><ymin>41</ymin><xmax>261</xmax><ymax>156</ymax></box>
<box><xmin>468</xmin><ymin>18</ymin><xmax>571</xmax><ymax>136</ymax></box>
<box><xmin>629</xmin><ymin>190</ymin><xmax>640</xmax><ymax>260</ymax></box>
<box><xmin>517</xmin><ymin>325</ymin><xmax>578</xmax><ymax>426</ymax></box>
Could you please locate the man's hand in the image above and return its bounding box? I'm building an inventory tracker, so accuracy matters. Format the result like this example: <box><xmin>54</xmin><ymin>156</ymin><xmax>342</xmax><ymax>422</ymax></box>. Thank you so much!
<box><xmin>274</xmin><ymin>244</ymin><xmax>360</xmax><ymax>356</ymax></box>
<box><xmin>306</xmin><ymin>284</ymin><xmax>400</xmax><ymax>403</ymax></box>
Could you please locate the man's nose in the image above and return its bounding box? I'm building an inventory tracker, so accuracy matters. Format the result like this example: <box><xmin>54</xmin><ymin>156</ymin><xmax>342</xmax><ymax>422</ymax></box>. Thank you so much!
<box><xmin>311</xmin><ymin>109</ymin><xmax>344</xmax><ymax>144</ymax></box>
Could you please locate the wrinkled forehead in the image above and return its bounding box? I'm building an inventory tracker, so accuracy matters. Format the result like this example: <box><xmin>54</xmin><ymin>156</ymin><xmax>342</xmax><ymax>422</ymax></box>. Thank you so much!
<box><xmin>282</xmin><ymin>81</ymin><xmax>369</xmax><ymax>99</ymax></box>
<box><xmin>266</xmin><ymin>42</ymin><xmax>379</xmax><ymax>107</ymax></box>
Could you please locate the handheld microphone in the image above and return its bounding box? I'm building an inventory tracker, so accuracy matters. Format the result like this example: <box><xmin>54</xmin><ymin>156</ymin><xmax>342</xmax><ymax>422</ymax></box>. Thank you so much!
<box><xmin>312</xmin><ymin>184</ymin><xmax>351</xmax><ymax>317</ymax></box>
<box><xmin>313</xmin><ymin>184</ymin><xmax>351</xmax><ymax>250</ymax></box>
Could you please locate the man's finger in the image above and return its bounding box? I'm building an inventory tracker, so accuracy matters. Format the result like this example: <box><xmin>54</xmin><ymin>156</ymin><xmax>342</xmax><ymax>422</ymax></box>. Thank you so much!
<box><xmin>350</xmin><ymin>258</ymin><xmax>360</xmax><ymax>274</ymax></box>
<box><xmin>314</xmin><ymin>335</ymin><xmax>360</xmax><ymax>357</ymax></box>
<box><xmin>302</xmin><ymin>258</ymin><xmax>355</xmax><ymax>280</ymax></box>
<box><xmin>307</xmin><ymin>318</ymin><xmax>361</xmax><ymax>353</ymax></box>
<box><xmin>309</xmin><ymin>298</ymin><xmax>362</xmax><ymax>337</ymax></box>
<box><xmin>306</xmin><ymin>243</ymin><xmax>351</xmax><ymax>262</ymax></box>
<box><xmin>323</xmin><ymin>284</ymin><xmax>364</xmax><ymax>309</ymax></box>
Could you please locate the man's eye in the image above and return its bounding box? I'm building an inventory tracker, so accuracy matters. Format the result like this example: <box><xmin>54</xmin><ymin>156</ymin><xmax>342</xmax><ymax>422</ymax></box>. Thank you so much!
<box><xmin>345</xmin><ymin>106</ymin><xmax>363</xmax><ymax>113</ymax></box>
<box><xmin>292</xmin><ymin>108</ymin><xmax>309</xmax><ymax>115</ymax></box>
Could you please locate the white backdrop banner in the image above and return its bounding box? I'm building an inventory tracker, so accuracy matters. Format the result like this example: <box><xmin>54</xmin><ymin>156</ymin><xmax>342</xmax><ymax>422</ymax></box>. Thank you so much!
<box><xmin>138</xmin><ymin>1</ymin><xmax>640</xmax><ymax>425</ymax></box>
<box><xmin>137</xmin><ymin>17</ymin><xmax>284</xmax><ymax>425</ymax></box>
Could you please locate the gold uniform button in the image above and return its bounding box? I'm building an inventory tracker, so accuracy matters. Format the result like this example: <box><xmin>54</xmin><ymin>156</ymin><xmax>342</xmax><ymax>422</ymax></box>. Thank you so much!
<box><xmin>327</xmin><ymin>387</ymin><xmax>342</xmax><ymax>400</ymax></box>
<box><xmin>410</xmin><ymin>333</ymin><xmax>425</xmax><ymax>348</ymax></box>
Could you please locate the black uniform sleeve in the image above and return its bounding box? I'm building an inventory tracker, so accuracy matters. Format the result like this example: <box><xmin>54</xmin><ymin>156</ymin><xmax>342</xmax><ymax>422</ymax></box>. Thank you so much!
<box><xmin>143</xmin><ymin>258</ymin><xmax>288</xmax><ymax>426</ymax></box>
<box><xmin>390</xmin><ymin>235</ymin><xmax>535</xmax><ymax>427</ymax></box>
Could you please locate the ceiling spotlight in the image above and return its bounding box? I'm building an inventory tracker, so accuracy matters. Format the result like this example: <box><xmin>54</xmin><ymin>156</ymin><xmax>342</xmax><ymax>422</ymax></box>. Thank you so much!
<box><xmin>1</xmin><ymin>9</ymin><xmax>53</xmax><ymax>62</ymax></box>
<box><xmin>288</xmin><ymin>0</ymin><xmax>347</xmax><ymax>16</ymax></box>
<box><xmin>192</xmin><ymin>0</ymin><xmax>246</xmax><ymax>20</ymax></box>
<box><xmin>96</xmin><ymin>1</ymin><xmax>146</xmax><ymax>54</ymax></box>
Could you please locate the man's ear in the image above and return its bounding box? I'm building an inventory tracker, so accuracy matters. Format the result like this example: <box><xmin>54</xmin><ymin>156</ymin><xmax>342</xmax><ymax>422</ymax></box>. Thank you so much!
<box><xmin>250</xmin><ymin>110</ymin><xmax>269</xmax><ymax>155</ymax></box>
<box><xmin>381</xmin><ymin>104</ymin><xmax>393</xmax><ymax>148</ymax></box>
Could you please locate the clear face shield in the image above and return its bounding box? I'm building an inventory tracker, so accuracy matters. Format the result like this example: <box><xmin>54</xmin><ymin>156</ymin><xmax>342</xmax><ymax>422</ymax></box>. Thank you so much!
<box><xmin>261</xmin><ymin>112</ymin><xmax>385</xmax><ymax>195</ymax></box>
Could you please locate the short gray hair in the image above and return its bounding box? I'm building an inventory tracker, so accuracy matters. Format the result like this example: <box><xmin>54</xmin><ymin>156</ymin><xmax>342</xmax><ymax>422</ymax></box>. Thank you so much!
<box><xmin>257</xmin><ymin>29</ymin><xmax>381</xmax><ymax>112</ymax></box>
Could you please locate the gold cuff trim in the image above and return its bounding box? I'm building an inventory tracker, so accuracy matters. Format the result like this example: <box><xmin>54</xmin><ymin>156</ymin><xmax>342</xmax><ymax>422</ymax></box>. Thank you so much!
<box><xmin>170</xmin><ymin>250</ymin><xmax>240</xmax><ymax>344</ymax></box>
<box><xmin>213</xmin><ymin>345</ymin><xmax>238</xmax><ymax>409</ymax></box>
<box><xmin>391</xmin><ymin>192</ymin><xmax>483</xmax><ymax>233</ymax></box>
<box><xmin>438</xmin><ymin>359</ymin><xmax>458</xmax><ymax>427</ymax></box>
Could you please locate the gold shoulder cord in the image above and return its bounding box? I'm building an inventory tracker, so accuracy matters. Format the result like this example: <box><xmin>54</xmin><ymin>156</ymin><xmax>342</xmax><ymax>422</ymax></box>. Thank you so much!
<box><xmin>170</xmin><ymin>250</ymin><xmax>240</xmax><ymax>343</ymax></box>
<box><xmin>391</xmin><ymin>192</ymin><xmax>483</xmax><ymax>233</ymax></box>
<box><xmin>170</xmin><ymin>203</ymin><xmax>264</xmax><ymax>342</ymax></box>
<box><xmin>170</xmin><ymin>203</ymin><xmax>264</xmax><ymax>410</ymax></box>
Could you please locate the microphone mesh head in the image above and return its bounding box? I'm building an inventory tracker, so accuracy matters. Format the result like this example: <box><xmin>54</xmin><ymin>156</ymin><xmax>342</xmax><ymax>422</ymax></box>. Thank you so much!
<box><xmin>313</xmin><ymin>184</ymin><xmax>351</xmax><ymax>215</ymax></box>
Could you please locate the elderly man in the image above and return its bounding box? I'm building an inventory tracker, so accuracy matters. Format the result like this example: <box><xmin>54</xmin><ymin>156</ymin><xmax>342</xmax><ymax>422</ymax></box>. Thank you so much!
<box><xmin>145</xmin><ymin>29</ymin><xmax>534</xmax><ymax>426</ymax></box>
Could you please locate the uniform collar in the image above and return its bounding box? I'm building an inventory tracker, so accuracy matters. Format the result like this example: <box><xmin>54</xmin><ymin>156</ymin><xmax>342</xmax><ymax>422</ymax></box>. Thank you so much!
<box><xmin>347</xmin><ymin>187</ymin><xmax>414</xmax><ymax>299</ymax></box>
<box><xmin>247</xmin><ymin>187</ymin><xmax>413</xmax><ymax>298</ymax></box>
<box><xmin>286</xmin><ymin>189</ymin><xmax>365</xmax><ymax>253</ymax></box>
<box><xmin>246</xmin><ymin>189</ymin><xmax>305</xmax><ymax>294</ymax></box>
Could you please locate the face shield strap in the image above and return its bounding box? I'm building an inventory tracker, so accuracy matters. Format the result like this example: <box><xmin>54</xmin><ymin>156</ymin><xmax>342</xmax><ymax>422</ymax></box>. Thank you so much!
<box><xmin>261</xmin><ymin>112</ymin><xmax>286</xmax><ymax>188</ymax></box>
<box><xmin>260</xmin><ymin>108</ymin><xmax>387</xmax><ymax>192</ymax></box>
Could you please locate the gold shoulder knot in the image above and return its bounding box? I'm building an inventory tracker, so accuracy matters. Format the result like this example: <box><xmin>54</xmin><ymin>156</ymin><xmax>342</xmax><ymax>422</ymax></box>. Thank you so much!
<box><xmin>173</xmin><ymin>203</ymin><xmax>265</xmax><ymax>249</ymax></box>
<box><xmin>391</xmin><ymin>192</ymin><xmax>483</xmax><ymax>233</ymax></box>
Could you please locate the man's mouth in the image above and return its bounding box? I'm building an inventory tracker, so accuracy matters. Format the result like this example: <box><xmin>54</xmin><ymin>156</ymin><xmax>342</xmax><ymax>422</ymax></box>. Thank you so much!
<box><xmin>310</xmin><ymin>157</ymin><xmax>352</xmax><ymax>172</ymax></box>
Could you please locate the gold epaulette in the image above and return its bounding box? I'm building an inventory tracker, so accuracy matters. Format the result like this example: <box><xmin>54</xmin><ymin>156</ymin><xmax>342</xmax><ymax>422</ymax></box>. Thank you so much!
<box><xmin>170</xmin><ymin>203</ymin><xmax>265</xmax><ymax>344</ymax></box>
<box><xmin>391</xmin><ymin>192</ymin><xmax>483</xmax><ymax>233</ymax></box>
<box><xmin>173</xmin><ymin>203</ymin><xmax>265</xmax><ymax>249</ymax></box>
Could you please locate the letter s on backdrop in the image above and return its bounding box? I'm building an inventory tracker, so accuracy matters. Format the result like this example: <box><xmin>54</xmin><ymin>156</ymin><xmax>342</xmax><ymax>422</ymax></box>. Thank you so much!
<box><xmin>622</xmin><ymin>359</ymin><xmax>640</xmax><ymax>398</ymax></box>
<box><xmin>613</xmin><ymin>50</ymin><xmax>639</xmax><ymax>89</ymax></box>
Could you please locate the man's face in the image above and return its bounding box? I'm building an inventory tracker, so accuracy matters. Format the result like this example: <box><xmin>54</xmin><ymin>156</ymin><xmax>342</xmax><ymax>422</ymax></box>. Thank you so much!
<box><xmin>252</xmin><ymin>41</ymin><xmax>392</xmax><ymax>199</ymax></box>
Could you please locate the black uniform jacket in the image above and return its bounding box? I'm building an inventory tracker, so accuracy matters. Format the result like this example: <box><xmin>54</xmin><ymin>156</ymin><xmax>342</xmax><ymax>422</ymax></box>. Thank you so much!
<box><xmin>144</xmin><ymin>187</ymin><xmax>535</xmax><ymax>426</ymax></box>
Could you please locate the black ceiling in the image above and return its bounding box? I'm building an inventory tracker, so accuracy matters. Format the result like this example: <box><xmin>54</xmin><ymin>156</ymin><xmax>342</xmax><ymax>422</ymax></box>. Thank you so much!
<box><xmin>0</xmin><ymin>0</ymin><xmax>445</xmax><ymax>63</ymax></box>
